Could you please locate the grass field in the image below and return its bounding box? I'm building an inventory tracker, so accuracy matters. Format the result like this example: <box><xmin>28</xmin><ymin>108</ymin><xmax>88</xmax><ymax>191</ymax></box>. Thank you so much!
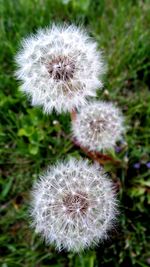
<box><xmin>0</xmin><ymin>0</ymin><xmax>150</xmax><ymax>266</ymax></box>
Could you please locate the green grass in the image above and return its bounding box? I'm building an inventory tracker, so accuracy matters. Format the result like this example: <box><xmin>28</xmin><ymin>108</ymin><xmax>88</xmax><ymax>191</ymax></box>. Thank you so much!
<box><xmin>0</xmin><ymin>0</ymin><xmax>150</xmax><ymax>266</ymax></box>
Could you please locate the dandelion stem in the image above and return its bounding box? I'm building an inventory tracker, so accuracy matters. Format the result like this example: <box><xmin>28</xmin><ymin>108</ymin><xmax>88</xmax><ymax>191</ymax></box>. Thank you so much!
<box><xmin>70</xmin><ymin>109</ymin><xmax>77</xmax><ymax>121</ymax></box>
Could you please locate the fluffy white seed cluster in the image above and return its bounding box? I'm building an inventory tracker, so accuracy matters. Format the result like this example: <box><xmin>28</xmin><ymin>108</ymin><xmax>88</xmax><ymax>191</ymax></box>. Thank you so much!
<box><xmin>30</xmin><ymin>158</ymin><xmax>117</xmax><ymax>252</ymax></box>
<box><xmin>72</xmin><ymin>101</ymin><xmax>124</xmax><ymax>151</ymax></box>
<box><xmin>15</xmin><ymin>24</ymin><xmax>105</xmax><ymax>113</ymax></box>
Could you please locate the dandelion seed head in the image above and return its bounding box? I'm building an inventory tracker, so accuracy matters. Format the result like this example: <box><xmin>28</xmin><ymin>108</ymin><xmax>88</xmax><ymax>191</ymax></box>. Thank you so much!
<box><xmin>15</xmin><ymin>24</ymin><xmax>105</xmax><ymax>113</ymax></box>
<box><xmin>72</xmin><ymin>101</ymin><xmax>124</xmax><ymax>151</ymax></box>
<box><xmin>30</xmin><ymin>158</ymin><xmax>118</xmax><ymax>252</ymax></box>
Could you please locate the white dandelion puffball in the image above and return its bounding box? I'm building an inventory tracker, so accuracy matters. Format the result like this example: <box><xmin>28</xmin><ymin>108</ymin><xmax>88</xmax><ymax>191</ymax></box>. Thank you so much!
<box><xmin>15</xmin><ymin>24</ymin><xmax>105</xmax><ymax>113</ymax></box>
<box><xmin>30</xmin><ymin>158</ymin><xmax>117</xmax><ymax>252</ymax></box>
<box><xmin>72</xmin><ymin>101</ymin><xmax>124</xmax><ymax>151</ymax></box>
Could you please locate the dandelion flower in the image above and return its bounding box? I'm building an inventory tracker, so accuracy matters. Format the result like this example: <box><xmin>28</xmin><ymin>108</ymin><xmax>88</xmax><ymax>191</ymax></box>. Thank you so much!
<box><xmin>15</xmin><ymin>24</ymin><xmax>105</xmax><ymax>113</ymax></box>
<box><xmin>30</xmin><ymin>158</ymin><xmax>117</xmax><ymax>252</ymax></box>
<box><xmin>72</xmin><ymin>101</ymin><xmax>124</xmax><ymax>151</ymax></box>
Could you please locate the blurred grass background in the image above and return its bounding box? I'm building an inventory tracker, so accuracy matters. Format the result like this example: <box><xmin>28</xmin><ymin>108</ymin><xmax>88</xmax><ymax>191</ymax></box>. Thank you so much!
<box><xmin>0</xmin><ymin>0</ymin><xmax>150</xmax><ymax>266</ymax></box>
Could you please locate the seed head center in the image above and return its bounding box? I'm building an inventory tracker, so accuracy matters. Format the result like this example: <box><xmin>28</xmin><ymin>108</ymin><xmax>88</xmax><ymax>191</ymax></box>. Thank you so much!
<box><xmin>47</xmin><ymin>56</ymin><xmax>75</xmax><ymax>81</ymax></box>
<box><xmin>63</xmin><ymin>191</ymin><xmax>89</xmax><ymax>217</ymax></box>
<box><xmin>89</xmin><ymin>119</ymin><xmax>107</xmax><ymax>132</ymax></box>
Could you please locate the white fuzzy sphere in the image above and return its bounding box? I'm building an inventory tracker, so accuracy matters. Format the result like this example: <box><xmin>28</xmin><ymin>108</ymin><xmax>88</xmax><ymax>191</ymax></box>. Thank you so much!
<box><xmin>15</xmin><ymin>24</ymin><xmax>105</xmax><ymax>113</ymax></box>
<box><xmin>30</xmin><ymin>158</ymin><xmax>117</xmax><ymax>252</ymax></box>
<box><xmin>72</xmin><ymin>101</ymin><xmax>124</xmax><ymax>151</ymax></box>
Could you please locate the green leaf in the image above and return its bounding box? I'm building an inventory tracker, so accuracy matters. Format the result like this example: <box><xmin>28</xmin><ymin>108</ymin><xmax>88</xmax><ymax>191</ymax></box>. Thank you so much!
<box><xmin>18</xmin><ymin>127</ymin><xmax>34</xmax><ymax>137</ymax></box>
<box><xmin>18</xmin><ymin>128</ymin><xmax>27</xmax><ymax>137</ymax></box>
<box><xmin>73</xmin><ymin>0</ymin><xmax>90</xmax><ymax>11</ymax></box>
<box><xmin>28</xmin><ymin>144</ymin><xmax>39</xmax><ymax>155</ymax></box>
<box><xmin>1</xmin><ymin>177</ymin><xmax>13</xmax><ymax>198</ymax></box>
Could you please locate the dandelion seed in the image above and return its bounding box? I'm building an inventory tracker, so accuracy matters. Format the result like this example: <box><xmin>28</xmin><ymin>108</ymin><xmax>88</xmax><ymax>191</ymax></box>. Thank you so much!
<box><xmin>30</xmin><ymin>158</ymin><xmax>118</xmax><ymax>252</ymax></box>
<box><xmin>72</xmin><ymin>101</ymin><xmax>124</xmax><ymax>151</ymax></box>
<box><xmin>15</xmin><ymin>24</ymin><xmax>105</xmax><ymax>113</ymax></box>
